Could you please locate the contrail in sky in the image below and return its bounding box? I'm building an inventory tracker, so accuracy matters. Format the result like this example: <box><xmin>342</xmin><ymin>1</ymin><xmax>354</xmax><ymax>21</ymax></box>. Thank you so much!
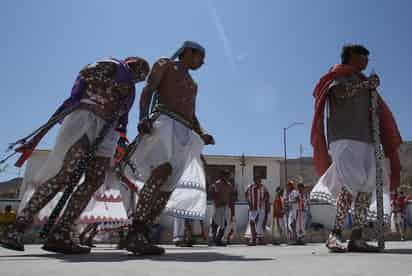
<box><xmin>207</xmin><ymin>0</ymin><xmax>236</xmax><ymax>71</ymax></box>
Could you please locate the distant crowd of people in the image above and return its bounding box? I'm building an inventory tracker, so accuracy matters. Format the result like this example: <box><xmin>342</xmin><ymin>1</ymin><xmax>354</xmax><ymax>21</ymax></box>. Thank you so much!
<box><xmin>171</xmin><ymin>169</ymin><xmax>411</xmax><ymax>248</ymax></box>
<box><xmin>172</xmin><ymin>170</ymin><xmax>312</xmax><ymax>247</ymax></box>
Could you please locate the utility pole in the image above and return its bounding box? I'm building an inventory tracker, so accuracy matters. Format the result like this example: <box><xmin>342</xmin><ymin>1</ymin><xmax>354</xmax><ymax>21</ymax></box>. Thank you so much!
<box><xmin>283</xmin><ymin>122</ymin><xmax>303</xmax><ymax>187</ymax></box>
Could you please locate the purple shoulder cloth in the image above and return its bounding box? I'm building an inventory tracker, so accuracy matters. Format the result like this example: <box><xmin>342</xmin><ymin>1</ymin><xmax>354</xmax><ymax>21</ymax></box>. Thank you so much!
<box><xmin>54</xmin><ymin>58</ymin><xmax>136</xmax><ymax>122</ymax></box>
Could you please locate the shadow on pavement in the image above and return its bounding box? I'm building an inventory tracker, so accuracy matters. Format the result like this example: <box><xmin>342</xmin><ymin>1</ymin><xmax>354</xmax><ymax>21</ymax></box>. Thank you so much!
<box><xmin>142</xmin><ymin>252</ymin><xmax>275</xmax><ymax>262</ymax></box>
<box><xmin>0</xmin><ymin>251</ymin><xmax>275</xmax><ymax>263</ymax></box>
<box><xmin>381</xmin><ymin>248</ymin><xmax>412</xmax><ymax>255</ymax></box>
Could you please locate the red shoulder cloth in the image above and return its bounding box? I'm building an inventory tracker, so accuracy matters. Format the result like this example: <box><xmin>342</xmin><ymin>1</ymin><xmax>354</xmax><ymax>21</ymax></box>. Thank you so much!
<box><xmin>311</xmin><ymin>64</ymin><xmax>402</xmax><ymax>190</ymax></box>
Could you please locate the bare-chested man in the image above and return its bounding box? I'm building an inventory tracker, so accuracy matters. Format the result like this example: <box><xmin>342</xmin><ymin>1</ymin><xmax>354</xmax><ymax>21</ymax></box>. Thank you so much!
<box><xmin>123</xmin><ymin>41</ymin><xmax>214</xmax><ymax>255</ymax></box>
<box><xmin>209</xmin><ymin>169</ymin><xmax>235</xmax><ymax>246</ymax></box>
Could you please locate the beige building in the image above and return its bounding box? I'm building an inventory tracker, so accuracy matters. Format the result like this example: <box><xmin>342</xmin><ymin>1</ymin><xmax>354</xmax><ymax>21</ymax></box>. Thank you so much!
<box><xmin>204</xmin><ymin>155</ymin><xmax>281</xmax><ymax>201</ymax></box>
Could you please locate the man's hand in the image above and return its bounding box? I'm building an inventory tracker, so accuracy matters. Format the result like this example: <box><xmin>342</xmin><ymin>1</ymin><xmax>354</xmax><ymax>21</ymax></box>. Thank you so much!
<box><xmin>118</xmin><ymin>137</ymin><xmax>129</xmax><ymax>148</ymax></box>
<box><xmin>201</xmin><ymin>134</ymin><xmax>215</xmax><ymax>145</ymax></box>
<box><xmin>367</xmin><ymin>74</ymin><xmax>380</xmax><ymax>90</ymax></box>
<box><xmin>114</xmin><ymin>137</ymin><xmax>129</xmax><ymax>162</ymax></box>
<box><xmin>137</xmin><ymin>118</ymin><xmax>153</xmax><ymax>135</ymax></box>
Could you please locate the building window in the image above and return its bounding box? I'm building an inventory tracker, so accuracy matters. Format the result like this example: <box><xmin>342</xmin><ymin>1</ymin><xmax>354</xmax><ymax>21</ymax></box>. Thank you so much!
<box><xmin>205</xmin><ymin>165</ymin><xmax>237</xmax><ymax>201</ymax></box>
<box><xmin>253</xmin><ymin>166</ymin><xmax>267</xmax><ymax>180</ymax></box>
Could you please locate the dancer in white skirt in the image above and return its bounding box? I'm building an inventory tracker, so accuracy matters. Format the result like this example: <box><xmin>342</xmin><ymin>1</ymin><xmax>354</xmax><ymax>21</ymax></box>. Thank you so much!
<box><xmin>17</xmin><ymin>139</ymin><xmax>137</xmax><ymax>249</ymax></box>
<box><xmin>295</xmin><ymin>183</ymin><xmax>308</xmax><ymax>245</ymax></box>
<box><xmin>310</xmin><ymin>44</ymin><xmax>402</xmax><ymax>252</ymax></box>
<box><xmin>286</xmin><ymin>181</ymin><xmax>301</xmax><ymax>244</ymax></box>
<box><xmin>1</xmin><ymin>57</ymin><xmax>149</xmax><ymax>254</ymax></box>
<box><xmin>171</xmin><ymin>157</ymin><xmax>209</xmax><ymax>247</ymax></box>
<box><xmin>78</xmin><ymin>168</ymin><xmax>135</xmax><ymax>247</ymax></box>
<box><xmin>122</xmin><ymin>41</ymin><xmax>214</xmax><ymax>255</ymax></box>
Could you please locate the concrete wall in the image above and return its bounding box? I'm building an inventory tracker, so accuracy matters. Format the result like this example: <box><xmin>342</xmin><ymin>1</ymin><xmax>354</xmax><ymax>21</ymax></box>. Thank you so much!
<box><xmin>279</xmin><ymin>157</ymin><xmax>318</xmax><ymax>188</ymax></box>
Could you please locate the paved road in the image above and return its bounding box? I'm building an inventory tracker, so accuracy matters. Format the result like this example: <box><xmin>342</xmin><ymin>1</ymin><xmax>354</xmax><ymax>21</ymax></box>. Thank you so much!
<box><xmin>1</xmin><ymin>242</ymin><xmax>411</xmax><ymax>276</ymax></box>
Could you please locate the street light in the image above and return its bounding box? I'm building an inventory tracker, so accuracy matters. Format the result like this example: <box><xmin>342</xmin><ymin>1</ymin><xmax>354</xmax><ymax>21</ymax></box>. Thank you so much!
<box><xmin>283</xmin><ymin>122</ymin><xmax>304</xmax><ymax>187</ymax></box>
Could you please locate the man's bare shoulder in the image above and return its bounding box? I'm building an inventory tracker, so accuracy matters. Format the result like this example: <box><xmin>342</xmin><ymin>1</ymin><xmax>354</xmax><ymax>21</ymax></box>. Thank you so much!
<box><xmin>79</xmin><ymin>60</ymin><xmax>118</xmax><ymax>80</ymax></box>
<box><xmin>152</xmin><ymin>57</ymin><xmax>173</xmax><ymax>71</ymax></box>
<box><xmin>146</xmin><ymin>58</ymin><xmax>174</xmax><ymax>89</ymax></box>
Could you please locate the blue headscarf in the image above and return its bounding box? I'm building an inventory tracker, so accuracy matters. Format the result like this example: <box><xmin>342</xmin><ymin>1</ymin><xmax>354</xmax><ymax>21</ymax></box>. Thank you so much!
<box><xmin>170</xmin><ymin>41</ymin><xmax>205</xmax><ymax>60</ymax></box>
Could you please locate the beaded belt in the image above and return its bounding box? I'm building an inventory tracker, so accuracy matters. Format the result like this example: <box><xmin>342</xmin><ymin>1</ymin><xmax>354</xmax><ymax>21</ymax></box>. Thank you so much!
<box><xmin>153</xmin><ymin>104</ymin><xmax>194</xmax><ymax>130</ymax></box>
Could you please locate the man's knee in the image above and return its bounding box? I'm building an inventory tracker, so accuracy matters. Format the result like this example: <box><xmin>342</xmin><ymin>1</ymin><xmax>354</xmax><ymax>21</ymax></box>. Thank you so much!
<box><xmin>87</xmin><ymin>157</ymin><xmax>110</xmax><ymax>177</ymax></box>
<box><xmin>81</xmin><ymin>156</ymin><xmax>110</xmax><ymax>193</ymax></box>
<box><xmin>91</xmin><ymin>156</ymin><xmax>111</xmax><ymax>170</ymax></box>
<box><xmin>154</xmin><ymin>191</ymin><xmax>172</xmax><ymax>206</ymax></box>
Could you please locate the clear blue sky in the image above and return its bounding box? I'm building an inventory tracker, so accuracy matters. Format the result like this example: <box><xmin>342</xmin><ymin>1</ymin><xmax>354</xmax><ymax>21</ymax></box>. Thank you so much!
<box><xmin>0</xmin><ymin>0</ymin><xmax>411</xmax><ymax>181</ymax></box>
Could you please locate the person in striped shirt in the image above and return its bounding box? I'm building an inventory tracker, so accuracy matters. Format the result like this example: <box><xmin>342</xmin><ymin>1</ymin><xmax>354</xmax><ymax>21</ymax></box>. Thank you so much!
<box><xmin>295</xmin><ymin>183</ymin><xmax>308</xmax><ymax>245</ymax></box>
<box><xmin>245</xmin><ymin>176</ymin><xmax>270</xmax><ymax>246</ymax></box>
<box><xmin>286</xmin><ymin>181</ymin><xmax>299</xmax><ymax>243</ymax></box>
